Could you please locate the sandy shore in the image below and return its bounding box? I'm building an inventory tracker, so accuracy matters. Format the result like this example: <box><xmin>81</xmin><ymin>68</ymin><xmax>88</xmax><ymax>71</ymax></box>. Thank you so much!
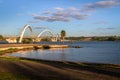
<box><xmin>0</xmin><ymin>57</ymin><xmax>120</xmax><ymax>80</ymax></box>
<box><xmin>0</xmin><ymin>44</ymin><xmax>69</xmax><ymax>56</ymax></box>
<box><xmin>0</xmin><ymin>44</ymin><xmax>68</xmax><ymax>51</ymax></box>
<box><xmin>0</xmin><ymin>44</ymin><xmax>68</xmax><ymax>48</ymax></box>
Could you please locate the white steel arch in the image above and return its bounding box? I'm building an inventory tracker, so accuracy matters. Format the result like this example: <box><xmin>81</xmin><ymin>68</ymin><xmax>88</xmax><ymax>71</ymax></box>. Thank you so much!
<box><xmin>19</xmin><ymin>25</ymin><xmax>34</xmax><ymax>43</ymax></box>
<box><xmin>37</xmin><ymin>29</ymin><xmax>53</xmax><ymax>38</ymax></box>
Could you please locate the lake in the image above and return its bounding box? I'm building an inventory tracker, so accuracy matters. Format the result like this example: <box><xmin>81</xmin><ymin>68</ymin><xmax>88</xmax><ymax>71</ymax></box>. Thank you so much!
<box><xmin>6</xmin><ymin>41</ymin><xmax>120</xmax><ymax>64</ymax></box>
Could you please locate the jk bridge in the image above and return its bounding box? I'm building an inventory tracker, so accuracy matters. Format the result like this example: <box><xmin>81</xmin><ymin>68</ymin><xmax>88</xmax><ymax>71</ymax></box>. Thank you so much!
<box><xmin>5</xmin><ymin>25</ymin><xmax>61</xmax><ymax>43</ymax></box>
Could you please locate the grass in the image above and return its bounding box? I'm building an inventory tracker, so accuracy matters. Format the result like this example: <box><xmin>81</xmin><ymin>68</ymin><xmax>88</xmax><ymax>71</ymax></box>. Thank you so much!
<box><xmin>0</xmin><ymin>48</ymin><xmax>18</xmax><ymax>55</ymax></box>
<box><xmin>0</xmin><ymin>73</ymin><xmax>58</xmax><ymax>80</ymax></box>
<box><xmin>19</xmin><ymin>57</ymin><xmax>120</xmax><ymax>70</ymax></box>
<box><xmin>0</xmin><ymin>56</ymin><xmax>21</xmax><ymax>61</ymax></box>
<box><xmin>0</xmin><ymin>45</ymin><xmax>49</xmax><ymax>55</ymax></box>
<box><xmin>25</xmin><ymin>58</ymin><xmax>120</xmax><ymax>77</ymax></box>
<box><xmin>0</xmin><ymin>47</ymin><xmax>33</xmax><ymax>55</ymax></box>
<box><xmin>0</xmin><ymin>57</ymin><xmax>120</xmax><ymax>80</ymax></box>
<box><xmin>0</xmin><ymin>73</ymin><xmax>30</xmax><ymax>80</ymax></box>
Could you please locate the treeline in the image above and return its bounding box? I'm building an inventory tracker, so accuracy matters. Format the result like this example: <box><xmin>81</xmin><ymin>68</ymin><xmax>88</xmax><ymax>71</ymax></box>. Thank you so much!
<box><xmin>1</xmin><ymin>34</ymin><xmax>120</xmax><ymax>42</ymax></box>
<box><xmin>92</xmin><ymin>36</ymin><xmax>120</xmax><ymax>41</ymax></box>
<box><xmin>66</xmin><ymin>36</ymin><xmax>120</xmax><ymax>41</ymax></box>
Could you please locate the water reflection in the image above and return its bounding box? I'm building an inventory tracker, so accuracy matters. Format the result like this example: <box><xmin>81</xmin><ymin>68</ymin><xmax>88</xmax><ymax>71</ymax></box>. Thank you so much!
<box><xmin>6</xmin><ymin>41</ymin><xmax>120</xmax><ymax>64</ymax></box>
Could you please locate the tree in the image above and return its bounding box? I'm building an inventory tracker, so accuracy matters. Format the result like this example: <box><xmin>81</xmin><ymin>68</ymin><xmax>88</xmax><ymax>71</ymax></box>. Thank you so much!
<box><xmin>107</xmin><ymin>37</ymin><xmax>115</xmax><ymax>41</ymax></box>
<box><xmin>61</xmin><ymin>30</ymin><xmax>66</xmax><ymax>41</ymax></box>
<box><xmin>0</xmin><ymin>35</ymin><xmax>4</xmax><ymax>41</ymax></box>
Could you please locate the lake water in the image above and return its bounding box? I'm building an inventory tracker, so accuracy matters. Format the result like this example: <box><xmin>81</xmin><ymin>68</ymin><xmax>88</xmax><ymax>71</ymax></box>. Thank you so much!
<box><xmin>6</xmin><ymin>41</ymin><xmax>120</xmax><ymax>64</ymax></box>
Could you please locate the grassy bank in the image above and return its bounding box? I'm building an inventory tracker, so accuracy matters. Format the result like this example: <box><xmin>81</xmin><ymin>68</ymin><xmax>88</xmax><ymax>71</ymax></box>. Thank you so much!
<box><xmin>0</xmin><ymin>44</ymin><xmax>68</xmax><ymax>55</ymax></box>
<box><xmin>0</xmin><ymin>57</ymin><xmax>120</xmax><ymax>80</ymax></box>
<box><xmin>0</xmin><ymin>45</ymin><xmax>51</xmax><ymax>55</ymax></box>
<box><xmin>0</xmin><ymin>48</ymin><xmax>34</xmax><ymax>55</ymax></box>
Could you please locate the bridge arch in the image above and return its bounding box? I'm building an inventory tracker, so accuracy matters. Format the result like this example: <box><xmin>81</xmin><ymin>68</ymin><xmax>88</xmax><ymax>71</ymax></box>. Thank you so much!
<box><xmin>19</xmin><ymin>25</ymin><xmax>34</xmax><ymax>43</ymax></box>
<box><xmin>37</xmin><ymin>29</ymin><xmax>54</xmax><ymax>38</ymax></box>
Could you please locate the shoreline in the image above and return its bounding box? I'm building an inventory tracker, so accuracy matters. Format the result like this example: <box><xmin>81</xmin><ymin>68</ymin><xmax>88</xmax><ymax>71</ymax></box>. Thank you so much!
<box><xmin>0</xmin><ymin>44</ymin><xmax>68</xmax><ymax>49</ymax></box>
<box><xmin>0</xmin><ymin>56</ymin><xmax>120</xmax><ymax>80</ymax></box>
<box><xmin>0</xmin><ymin>43</ymin><xmax>120</xmax><ymax>65</ymax></box>
<box><xmin>0</xmin><ymin>44</ymin><xmax>68</xmax><ymax>55</ymax></box>
<box><xmin>0</xmin><ymin>43</ymin><xmax>120</xmax><ymax>80</ymax></box>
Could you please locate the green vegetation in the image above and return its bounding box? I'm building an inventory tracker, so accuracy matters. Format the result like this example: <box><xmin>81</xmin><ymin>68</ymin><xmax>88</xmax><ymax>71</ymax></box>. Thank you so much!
<box><xmin>66</xmin><ymin>36</ymin><xmax>85</xmax><ymax>41</ymax></box>
<box><xmin>0</xmin><ymin>73</ymin><xmax>29</xmax><ymax>80</ymax></box>
<box><xmin>66</xmin><ymin>36</ymin><xmax>120</xmax><ymax>41</ymax></box>
<box><xmin>0</xmin><ymin>57</ymin><xmax>21</xmax><ymax>61</ymax></box>
<box><xmin>22</xmin><ymin>38</ymin><xmax>33</xmax><ymax>43</ymax></box>
<box><xmin>41</xmin><ymin>37</ymin><xmax>51</xmax><ymax>41</ymax></box>
<box><xmin>0</xmin><ymin>48</ymin><xmax>18</xmax><ymax>55</ymax></box>
<box><xmin>42</xmin><ymin>45</ymin><xmax>50</xmax><ymax>49</ymax></box>
<box><xmin>0</xmin><ymin>45</ymin><xmax>51</xmax><ymax>55</ymax></box>
<box><xmin>0</xmin><ymin>57</ymin><xmax>120</xmax><ymax>80</ymax></box>
<box><xmin>61</xmin><ymin>30</ymin><xmax>66</xmax><ymax>40</ymax></box>
<box><xmin>0</xmin><ymin>48</ymin><xmax>33</xmax><ymax>55</ymax></box>
<box><xmin>92</xmin><ymin>36</ymin><xmax>119</xmax><ymax>41</ymax></box>
<box><xmin>0</xmin><ymin>35</ymin><xmax>5</xmax><ymax>41</ymax></box>
<box><xmin>21</xmin><ymin>37</ymin><xmax>52</xmax><ymax>43</ymax></box>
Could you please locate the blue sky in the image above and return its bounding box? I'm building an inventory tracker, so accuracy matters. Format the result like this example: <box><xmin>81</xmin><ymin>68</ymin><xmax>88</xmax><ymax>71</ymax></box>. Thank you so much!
<box><xmin>0</xmin><ymin>0</ymin><xmax>120</xmax><ymax>37</ymax></box>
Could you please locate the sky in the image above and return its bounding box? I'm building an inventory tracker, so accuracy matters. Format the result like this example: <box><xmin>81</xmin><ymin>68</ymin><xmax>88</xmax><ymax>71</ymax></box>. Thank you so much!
<box><xmin>0</xmin><ymin>0</ymin><xmax>120</xmax><ymax>37</ymax></box>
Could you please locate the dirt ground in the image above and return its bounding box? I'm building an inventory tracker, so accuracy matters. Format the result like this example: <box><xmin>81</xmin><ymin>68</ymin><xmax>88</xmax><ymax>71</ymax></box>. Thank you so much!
<box><xmin>0</xmin><ymin>57</ymin><xmax>120</xmax><ymax>80</ymax></box>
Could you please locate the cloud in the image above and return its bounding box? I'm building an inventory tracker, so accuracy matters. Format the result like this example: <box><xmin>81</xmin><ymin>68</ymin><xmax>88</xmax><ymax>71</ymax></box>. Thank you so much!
<box><xmin>94</xmin><ymin>21</ymin><xmax>108</xmax><ymax>25</ymax></box>
<box><xmin>71</xmin><ymin>13</ymin><xmax>90</xmax><ymax>20</ymax></box>
<box><xmin>32</xmin><ymin>14</ymin><xmax>71</xmax><ymax>22</ymax></box>
<box><xmin>28</xmin><ymin>20</ymin><xmax>40</xmax><ymax>23</ymax></box>
<box><xmin>31</xmin><ymin>0</ymin><xmax>120</xmax><ymax>22</ymax></box>
<box><xmin>97</xmin><ymin>27</ymin><xmax>115</xmax><ymax>30</ymax></box>
<box><xmin>34</xmin><ymin>26</ymin><xmax>47</xmax><ymax>29</ymax></box>
<box><xmin>54</xmin><ymin>7</ymin><xmax>64</xmax><ymax>11</ymax></box>
<box><xmin>83</xmin><ymin>0</ymin><xmax>120</xmax><ymax>11</ymax></box>
<box><xmin>105</xmin><ymin>27</ymin><xmax>115</xmax><ymax>30</ymax></box>
<box><xmin>32</xmin><ymin>7</ymin><xmax>90</xmax><ymax>22</ymax></box>
<box><xmin>42</xmin><ymin>11</ymin><xmax>52</xmax><ymax>14</ymax></box>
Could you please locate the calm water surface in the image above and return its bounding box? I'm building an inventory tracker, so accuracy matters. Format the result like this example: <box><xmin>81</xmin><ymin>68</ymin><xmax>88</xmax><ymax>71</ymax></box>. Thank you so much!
<box><xmin>6</xmin><ymin>41</ymin><xmax>120</xmax><ymax>64</ymax></box>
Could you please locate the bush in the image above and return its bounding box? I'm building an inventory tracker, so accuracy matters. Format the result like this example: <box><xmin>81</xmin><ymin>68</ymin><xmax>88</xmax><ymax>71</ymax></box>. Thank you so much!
<box><xmin>42</xmin><ymin>45</ymin><xmax>50</xmax><ymax>49</ymax></box>
<box><xmin>22</xmin><ymin>38</ymin><xmax>33</xmax><ymax>44</ymax></box>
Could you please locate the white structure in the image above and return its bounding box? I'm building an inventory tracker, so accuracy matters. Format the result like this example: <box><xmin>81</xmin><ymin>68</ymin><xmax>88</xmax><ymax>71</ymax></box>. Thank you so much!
<box><xmin>19</xmin><ymin>25</ymin><xmax>34</xmax><ymax>43</ymax></box>
<box><xmin>6</xmin><ymin>37</ymin><xmax>17</xmax><ymax>43</ymax></box>
<box><xmin>6</xmin><ymin>25</ymin><xmax>61</xmax><ymax>43</ymax></box>
<box><xmin>37</xmin><ymin>29</ymin><xmax>54</xmax><ymax>38</ymax></box>
<box><xmin>36</xmin><ymin>29</ymin><xmax>54</xmax><ymax>42</ymax></box>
